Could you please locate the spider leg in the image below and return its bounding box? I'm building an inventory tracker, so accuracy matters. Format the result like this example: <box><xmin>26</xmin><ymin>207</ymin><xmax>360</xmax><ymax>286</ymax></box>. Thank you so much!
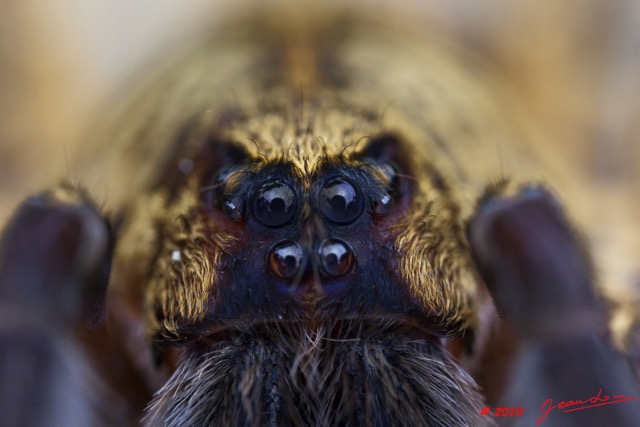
<box><xmin>0</xmin><ymin>183</ymin><xmax>112</xmax><ymax>426</ymax></box>
<box><xmin>468</xmin><ymin>185</ymin><xmax>640</xmax><ymax>426</ymax></box>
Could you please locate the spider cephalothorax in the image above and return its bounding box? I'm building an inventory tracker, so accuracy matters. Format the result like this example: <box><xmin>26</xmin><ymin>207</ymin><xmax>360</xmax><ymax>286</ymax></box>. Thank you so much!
<box><xmin>120</xmin><ymin>130</ymin><xmax>487</xmax><ymax>425</ymax></box>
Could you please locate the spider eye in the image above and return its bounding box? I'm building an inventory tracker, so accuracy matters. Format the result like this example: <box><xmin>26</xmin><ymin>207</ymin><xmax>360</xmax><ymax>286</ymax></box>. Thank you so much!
<box><xmin>319</xmin><ymin>178</ymin><xmax>364</xmax><ymax>224</ymax></box>
<box><xmin>374</xmin><ymin>193</ymin><xmax>394</xmax><ymax>215</ymax></box>
<box><xmin>319</xmin><ymin>239</ymin><xmax>355</xmax><ymax>278</ymax></box>
<box><xmin>373</xmin><ymin>162</ymin><xmax>399</xmax><ymax>216</ymax></box>
<box><xmin>253</xmin><ymin>182</ymin><xmax>296</xmax><ymax>227</ymax></box>
<box><xmin>222</xmin><ymin>199</ymin><xmax>242</xmax><ymax>221</ymax></box>
<box><xmin>268</xmin><ymin>240</ymin><xmax>305</xmax><ymax>279</ymax></box>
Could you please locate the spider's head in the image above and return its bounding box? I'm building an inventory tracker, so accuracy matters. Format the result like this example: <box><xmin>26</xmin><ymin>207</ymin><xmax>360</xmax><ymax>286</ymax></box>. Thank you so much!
<box><xmin>119</xmin><ymin>121</ymin><xmax>486</xmax><ymax>424</ymax></box>
<box><xmin>132</xmin><ymin>112</ymin><xmax>479</xmax><ymax>354</ymax></box>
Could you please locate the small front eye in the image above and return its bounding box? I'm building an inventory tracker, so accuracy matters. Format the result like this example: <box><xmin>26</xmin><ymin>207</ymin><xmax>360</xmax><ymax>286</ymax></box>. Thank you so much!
<box><xmin>253</xmin><ymin>182</ymin><xmax>296</xmax><ymax>227</ymax></box>
<box><xmin>268</xmin><ymin>240</ymin><xmax>305</xmax><ymax>280</ymax></box>
<box><xmin>319</xmin><ymin>178</ymin><xmax>364</xmax><ymax>224</ymax></box>
<box><xmin>319</xmin><ymin>239</ymin><xmax>355</xmax><ymax>278</ymax></box>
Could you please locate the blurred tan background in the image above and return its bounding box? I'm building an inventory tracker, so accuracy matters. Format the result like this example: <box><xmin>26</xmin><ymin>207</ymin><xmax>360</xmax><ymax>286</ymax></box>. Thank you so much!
<box><xmin>0</xmin><ymin>1</ymin><xmax>638</xmax><ymax>298</ymax></box>
<box><xmin>0</xmin><ymin>0</ymin><xmax>236</xmax><ymax>221</ymax></box>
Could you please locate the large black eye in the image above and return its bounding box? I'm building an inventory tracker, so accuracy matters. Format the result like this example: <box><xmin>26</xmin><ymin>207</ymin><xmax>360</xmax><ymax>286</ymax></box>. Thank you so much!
<box><xmin>268</xmin><ymin>240</ymin><xmax>305</xmax><ymax>280</ymax></box>
<box><xmin>253</xmin><ymin>182</ymin><xmax>296</xmax><ymax>227</ymax></box>
<box><xmin>319</xmin><ymin>239</ymin><xmax>355</xmax><ymax>278</ymax></box>
<box><xmin>319</xmin><ymin>178</ymin><xmax>364</xmax><ymax>224</ymax></box>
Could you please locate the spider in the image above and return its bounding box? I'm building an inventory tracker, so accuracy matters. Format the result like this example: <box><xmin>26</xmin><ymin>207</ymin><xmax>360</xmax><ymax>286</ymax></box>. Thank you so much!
<box><xmin>1</xmin><ymin>5</ymin><xmax>638</xmax><ymax>427</ymax></box>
